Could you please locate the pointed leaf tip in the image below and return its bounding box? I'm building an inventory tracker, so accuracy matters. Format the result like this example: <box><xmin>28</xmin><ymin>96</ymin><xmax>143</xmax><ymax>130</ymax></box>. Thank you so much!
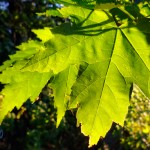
<box><xmin>32</xmin><ymin>27</ymin><xmax>54</xmax><ymax>43</ymax></box>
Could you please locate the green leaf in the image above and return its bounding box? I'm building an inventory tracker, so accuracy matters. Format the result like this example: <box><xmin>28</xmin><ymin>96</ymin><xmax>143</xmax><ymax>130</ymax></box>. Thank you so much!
<box><xmin>70</xmin><ymin>62</ymin><xmax>131</xmax><ymax>146</ymax></box>
<box><xmin>120</xmin><ymin>27</ymin><xmax>150</xmax><ymax>97</ymax></box>
<box><xmin>0</xmin><ymin>40</ymin><xmax>41</xmax><ymax>72</ymax></box>
<box><xmin>50</xmin><ymin>65</ymin><xmax>79</xmax><ymax>126</ymax></box>
<box><xmin>45</xmin><ymin>9</ymin><xmax>63</xmax><ymax>17</ymax></box>
<box><xmin>12</xmin><ymin>7</ymin><xmax>116</xmax><ymax>73</ymax></box>
<box><xmin>0</xmin><ymin>4</ymin><xmax>150</xmax><ymax>147</ymax></box>
<box><xmin>139</xmin><ymin>3</ymin><xmax>150</xmax><ymax>17</ymax></box>
<box><xmin>0</xmin><ymin>68</ymin><xmax>52</xmax><ymax>123</ymax></box>
<box><xmin>32</xmin><ymin>27</ymin><xmax>54</xmax><ymax>43</ymax></box>
<box><xmin>68</xmin><ymin>25</ymin><xmax>150</xmax><ymax>146</ymax></box>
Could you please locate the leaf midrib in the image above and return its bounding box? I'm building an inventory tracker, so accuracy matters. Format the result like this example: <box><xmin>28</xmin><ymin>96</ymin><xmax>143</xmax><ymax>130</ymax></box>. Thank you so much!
<box><xmin>89</xmin><ymin>29</ymin><xmax>118</xmax><ymax>136</ymax></box>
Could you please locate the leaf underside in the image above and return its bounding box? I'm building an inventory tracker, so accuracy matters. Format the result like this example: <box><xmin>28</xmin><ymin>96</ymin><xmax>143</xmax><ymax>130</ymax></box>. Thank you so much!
<box><xmin>0</xmin><ymin>4</ymin><xmax>150</xmax><ymax>147</ymax></box>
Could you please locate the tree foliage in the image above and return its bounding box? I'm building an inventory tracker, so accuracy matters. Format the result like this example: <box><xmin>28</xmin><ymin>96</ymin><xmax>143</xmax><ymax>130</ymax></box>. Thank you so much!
<box><xmin>0</xmin><ymin>0</ymin><xmax>150</xmax><ymax>147</ymax></box>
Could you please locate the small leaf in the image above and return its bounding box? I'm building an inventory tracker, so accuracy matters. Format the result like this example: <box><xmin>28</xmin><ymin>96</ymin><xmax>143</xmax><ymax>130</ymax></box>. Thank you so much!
<box><xmin>32</xmin><ymin>27</ymin><xmax>54</xmax><ymax>43</ymax></box>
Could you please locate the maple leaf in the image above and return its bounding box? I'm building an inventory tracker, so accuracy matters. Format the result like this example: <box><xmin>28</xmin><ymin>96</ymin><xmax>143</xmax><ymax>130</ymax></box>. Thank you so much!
<box><xmin>0</xmin><ymin>68</ymin><xmax>52</xmax><ymax>123</ymax></box>
<box><xmin>69</xmin><ymin>26</ymin><xmax>150</xmax><ymax>144</ymax></box>
<box><xmin>11</xmin><ymin>7</ymin><xmax>116</xmax><ymax>73</ymax></box>
<box><xmin>0</xmin><ymin>4</ymin><xmax>150</xmax><ymax>147</ymax></box>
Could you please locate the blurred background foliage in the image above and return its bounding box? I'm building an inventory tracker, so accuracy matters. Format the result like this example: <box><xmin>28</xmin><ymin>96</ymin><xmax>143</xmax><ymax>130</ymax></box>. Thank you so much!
<box><xmin>0</xmin><ymin>0</ymin><xmax>150</xmax><ymax>149</ymax></box>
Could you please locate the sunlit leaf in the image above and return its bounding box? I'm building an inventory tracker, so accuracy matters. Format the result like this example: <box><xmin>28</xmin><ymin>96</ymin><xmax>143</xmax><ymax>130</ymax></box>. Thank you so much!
<box><xmin>0</xmin><ymin>3</ymin><xmax>150</xmax><ymax>147</ymax></box>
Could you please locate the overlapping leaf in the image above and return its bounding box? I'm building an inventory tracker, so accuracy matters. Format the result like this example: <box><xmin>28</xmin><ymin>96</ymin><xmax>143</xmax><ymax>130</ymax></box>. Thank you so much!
<box><xmin>0</xmin><ymin>67</ymin><xmax>52</xmax><ymax>123</ymax></box>
<box><xmin>50</xmin><ymin>65</ymin><xmax>79</xmax><ymax>126</ymax></box>
<box><xmin>0</xmin><ymin>3</ymin><xmax>150</xmax><ymax>147</ymax></box>
<box><xmin>11</xmin><ymin>7</ymin><xmax>116</xmax><ymax>73</ymax></box>
<box><xmin>0</xmin><ymin>38</ymin><xmax>53</xmax><ymax>122</ymax></box>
